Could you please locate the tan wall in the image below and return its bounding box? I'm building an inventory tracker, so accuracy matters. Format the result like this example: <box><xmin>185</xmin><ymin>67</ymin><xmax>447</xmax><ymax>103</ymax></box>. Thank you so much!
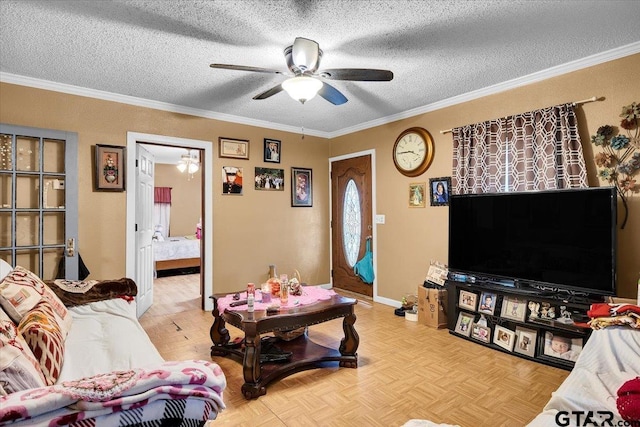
<box><xmin>0</xmin><ymin>85</ymin><xmax>330</xmax><ymax>293</ymax></box>
<box><xmin>1</xmin><ymin>52</ymin><xmax>638</xmax><ymax>299</ymax></box>
<box><xmin>330</xmin><ymin>53</ymin><xmax>640</xmax><ymax>299</ymax></box>
<box><xmin>154</xmin><ymin>163</ymin><xmax>202</xmax><ymax>237</ymax></box>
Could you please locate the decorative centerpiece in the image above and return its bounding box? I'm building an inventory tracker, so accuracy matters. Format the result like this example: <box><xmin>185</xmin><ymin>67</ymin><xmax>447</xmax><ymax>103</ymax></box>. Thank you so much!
<box><xmin>591</xmin><ymin>101</ymin><xmax>640</xmax><ymax>228</ymax></box>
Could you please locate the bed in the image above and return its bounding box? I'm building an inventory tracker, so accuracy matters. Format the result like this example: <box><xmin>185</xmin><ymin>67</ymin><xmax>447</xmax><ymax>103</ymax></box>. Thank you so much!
<box><xmin>527</xmin><ymin>314</ymin><xmax>640</xmax><ymax>426</ymax></box>
<box><xmin>153</xmin><ymin>235</ymin><xmax>201</xmax><ymax>273</ymax></box>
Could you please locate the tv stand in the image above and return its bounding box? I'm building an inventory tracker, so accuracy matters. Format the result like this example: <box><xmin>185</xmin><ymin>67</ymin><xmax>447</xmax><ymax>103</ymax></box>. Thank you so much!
<box><xmin>445</xmin><ymin>279</ymin><xmax>600</xmax><ymax>370</ymax></box>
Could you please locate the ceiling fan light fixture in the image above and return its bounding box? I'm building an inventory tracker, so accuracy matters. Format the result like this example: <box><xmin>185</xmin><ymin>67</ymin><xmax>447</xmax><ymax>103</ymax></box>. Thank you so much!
<box><xmin>176</xmin><ymin>152</ymin><xmax>200</xmax><ymax>179</ymax></box>
<box><xmin>282</xmin><ymin>76</ymin><xmax>323</xmax><ymax>104</ymax></box>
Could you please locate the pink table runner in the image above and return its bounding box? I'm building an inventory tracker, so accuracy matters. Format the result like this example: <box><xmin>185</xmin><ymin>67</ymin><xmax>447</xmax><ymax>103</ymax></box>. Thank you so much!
<box><xmin>217</xmin><ymin>286</ymin><xmax>336</xmax><ymax>313</ymax></box>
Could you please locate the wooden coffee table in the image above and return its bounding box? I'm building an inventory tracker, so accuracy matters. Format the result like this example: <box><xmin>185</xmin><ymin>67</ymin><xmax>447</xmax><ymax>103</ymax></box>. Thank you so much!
<box><xmin>209</xmin><ymin>293</ymin><xmax>359</xmax><ymax>399</ymax></box>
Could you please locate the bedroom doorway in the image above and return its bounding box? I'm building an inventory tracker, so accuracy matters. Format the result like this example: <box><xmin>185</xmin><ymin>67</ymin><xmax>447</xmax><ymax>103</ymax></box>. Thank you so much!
<box><xmin>125</xmin><ymin>132</ymin><xmax>214</xmax><ymax>317</ymax></box>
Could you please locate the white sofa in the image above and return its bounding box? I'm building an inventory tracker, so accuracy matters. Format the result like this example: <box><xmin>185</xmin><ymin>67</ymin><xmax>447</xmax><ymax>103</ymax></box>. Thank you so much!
<box><xmin>0</xmin><ymin>261</ymin><xmax>226</xmax><ymax>426</ymax></box>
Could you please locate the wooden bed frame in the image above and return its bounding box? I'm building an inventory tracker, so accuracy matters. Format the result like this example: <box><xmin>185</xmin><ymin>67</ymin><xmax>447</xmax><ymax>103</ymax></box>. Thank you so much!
<box><xmin>155</xmin><ymin>257</ymin><xmax>201</xmax><ymax>272</ymax></box>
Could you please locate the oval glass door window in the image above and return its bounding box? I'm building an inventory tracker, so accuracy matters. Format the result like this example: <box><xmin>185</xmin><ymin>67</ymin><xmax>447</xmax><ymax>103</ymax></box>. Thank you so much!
<box><xmin>342</xmin><ymin>179</ymin><xmax>361</xmax><ymax>267</ymax></box>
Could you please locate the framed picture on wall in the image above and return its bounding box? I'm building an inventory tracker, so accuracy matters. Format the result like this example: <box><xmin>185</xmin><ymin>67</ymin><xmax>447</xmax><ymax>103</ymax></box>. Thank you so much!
<box><xmin>255</xmin><ymin>167</ymin><xmax>284</xmax><ymax>191</ymax></box>
<box><xmin>94</xmin><ymin>144</ymin><xmax>126</xmax><ymax>191</ymax></box>
<box><xmin>264</xmin><ymin>138</ymin><xmax>281</xmax><ymax>163</ymax></box>
<box><xmin>222</xmin><ymin>166</ymin><xmax>243</xmax><ymax>195</ymax></box>
<box><xmin>291</xmin><ymin>167</ymin><xmax>312</xmax><ymax>207</ymax></box>
<box><xmin>408</xmin><ymin>182</ymin><xmax>426</xmax><ymax>208</ymax></box>
<box><xmin>429</xmin><ymin>176</ymin><xmax>451</xmax><ymax>206</ymax></box>
<box><xmin>219</xmin><ymin>137</ymin><xmax>249</xmax><ymax>160</ymax></box>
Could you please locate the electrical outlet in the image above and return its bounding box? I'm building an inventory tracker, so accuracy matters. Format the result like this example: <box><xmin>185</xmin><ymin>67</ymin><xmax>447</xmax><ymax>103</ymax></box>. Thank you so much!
<box><xmin>53</xmin><ymin>179</ymin><xmax>65</xmax><ymax>190</ymax></box>
<box><xmin>375</xmin><ymin>214</ymin><xmax>385</xmax><ymax>224</ymax></box>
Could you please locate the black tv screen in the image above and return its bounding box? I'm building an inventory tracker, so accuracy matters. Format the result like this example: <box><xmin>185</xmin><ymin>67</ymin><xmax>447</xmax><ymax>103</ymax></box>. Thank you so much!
<box><xmin>448</xmin><ymin>187</ymin><xmax>617</xmax><ymax>296</ymax></box>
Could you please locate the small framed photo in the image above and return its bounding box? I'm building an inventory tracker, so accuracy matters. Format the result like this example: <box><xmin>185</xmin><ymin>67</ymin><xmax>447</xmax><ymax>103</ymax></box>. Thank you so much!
<box><xmin>470</xmin><ymin>323</ymin><xmax>491</xmax><ymax>343</ymax></box>
<box><xmin>500</xmin><ymin>296</ymin><xmax>527</xmax><ymax>322</ymax></box>
<box><xmin>429</xmin><ymin>176</ymin><xmax>451</xmax><ymax>206</ymax></box>
<box><xmin>219</xmin><ymin>137</ymin><xmax>249</xmax><ymax>160</ymax></box>
<box><xmin>408</xmin><ymin>182</ymin><xmax>426</xmax><ymax>208</ymax></box>
<box><xmin>493</xmin><ymin>325</ymin><xmax>516</xmax><ymax>352</ymax></box>
<box><xmin>263</xmin><ymin>138</ymin><xmax>281</xmax><ymax>163</ymax></box>
<box><xmin>458</xmin><ymin>290</ymin><xmax>478</xmax><ymax>311</ymax></box>
<box><xmin>542</xmin><ymin>331</ymin><xmax>583</xmax><ymax>363</ymax></box>
<box><xmin>291</xmin><ymin>167</ymin><xmax>312</xmax><ymax>207</ymax></box>
<box><xmin>255</xmin><ymin>167</ymin><xmax>284</xmax><ymax>191</ymax></box>
<box><xmin>514</xmin><ymin>326</ymin><xmax>537</xmax><ymax>358</ymax></box>
<box><xmin>454</xmin><ymin>312</ymin><xmax>475</xmax><ymax>337</ymax></box>
<box><xmin>95</xmin><ymin>144</ymin><xmax>126</xmax><ymax>191</ymax></box>
<box><xmin>222</xmin><ymin>166</ymin><xmax>243</xmax><ymax>195</ymax></box>
<box><xmin>478</xmin><ymin>291</ymin><xmax>497</xmax><ymax>315</ymax></box>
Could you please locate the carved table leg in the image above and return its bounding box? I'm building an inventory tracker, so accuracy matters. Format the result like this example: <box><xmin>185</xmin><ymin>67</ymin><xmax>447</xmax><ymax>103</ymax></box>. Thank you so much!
<box><xmin>339</xmin><ymin>310</ymin><xmax>359</xmax><ymax>368</ymax></box>
<box><xmin>210</xmin><ymin>296</ymin><xmax>231</xmax><ymax>356</ymax></box>
<box><xmin>240</xmin><ymin>330</ymin><xmax>265</xmax><ymax>399</ymax></box>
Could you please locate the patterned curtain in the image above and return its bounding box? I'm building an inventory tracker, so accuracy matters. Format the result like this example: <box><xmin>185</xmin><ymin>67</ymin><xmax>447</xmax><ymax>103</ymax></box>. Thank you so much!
<box><xmin>452</xmin><ymin>103</ymin><xmax>588</xmax><ymax>194</ymax></box>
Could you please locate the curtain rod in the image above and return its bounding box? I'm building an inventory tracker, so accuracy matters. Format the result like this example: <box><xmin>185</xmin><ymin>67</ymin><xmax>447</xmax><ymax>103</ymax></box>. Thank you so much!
<box><xmin>439</xmin><ymin>96</ymin><xmax>599</xmax><ymax>135</ymax></box>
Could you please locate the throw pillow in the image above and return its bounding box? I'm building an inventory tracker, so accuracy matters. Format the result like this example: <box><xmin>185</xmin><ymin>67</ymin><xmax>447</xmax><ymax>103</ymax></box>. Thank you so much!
<box><xmin>0</xmin><ymin>307</ymin><xmax>47</xmax><ymax>394</ymax></box>
<box><xmin>0</xmin><ymin>266</ymin><xmax>72</xmax><ymax>337</ymax></box>
<box><xmin>17</xmin><ymin>300</ymin><xmax>65</xmax><ymax>386</ymax></box>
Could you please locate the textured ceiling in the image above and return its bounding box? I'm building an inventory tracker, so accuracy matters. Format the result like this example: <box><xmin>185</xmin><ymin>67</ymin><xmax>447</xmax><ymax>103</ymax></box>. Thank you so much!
<box><xmin>1</xmin><ymin>0</ymin><xmax>640</xmax><ymax>137</ymax></box>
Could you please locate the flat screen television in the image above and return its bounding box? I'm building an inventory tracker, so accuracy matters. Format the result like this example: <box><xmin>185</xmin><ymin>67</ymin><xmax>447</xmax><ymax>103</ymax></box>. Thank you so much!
<box><xmin>448</xmin><ymin>187</ymin><xmax>617</xmax><ymax>296</ymax></box>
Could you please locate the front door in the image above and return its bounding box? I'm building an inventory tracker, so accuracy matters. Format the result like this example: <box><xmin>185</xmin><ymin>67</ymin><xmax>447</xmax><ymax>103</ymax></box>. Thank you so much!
<box><xmin>0</xmin><ymin>124</ymin><xmax>78</xmax><ymax>279</ymax></box>
<box><xmin>331</xmin><ymin>155</ymin><xmax>373</xmax><ymax>297</ymax></box>
<box><xmin>135</xmin><ymin>145</ymin><xmax>155</xmax><ymax>317</ymax></box>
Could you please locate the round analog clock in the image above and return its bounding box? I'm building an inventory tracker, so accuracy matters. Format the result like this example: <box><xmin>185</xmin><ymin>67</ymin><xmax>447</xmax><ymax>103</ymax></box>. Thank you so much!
<box><xmin>392</xmin><ymin>127</ymin><xmax>435</xmax><ymax>177</ymax></box>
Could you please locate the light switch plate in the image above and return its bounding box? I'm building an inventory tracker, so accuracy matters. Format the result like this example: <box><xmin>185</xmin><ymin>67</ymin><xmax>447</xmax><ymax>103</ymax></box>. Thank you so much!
<box><xmin>375</xmin><ymin>214</ymin><xmax>385</xmax><ymax>224</ymax></box>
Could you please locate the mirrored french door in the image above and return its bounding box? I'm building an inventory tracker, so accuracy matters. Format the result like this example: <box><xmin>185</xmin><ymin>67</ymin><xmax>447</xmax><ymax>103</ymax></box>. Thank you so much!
<box><xmin>0</xmin><ymin>124</ymin><xmax>78</xmax><ymax>280</ymax></box>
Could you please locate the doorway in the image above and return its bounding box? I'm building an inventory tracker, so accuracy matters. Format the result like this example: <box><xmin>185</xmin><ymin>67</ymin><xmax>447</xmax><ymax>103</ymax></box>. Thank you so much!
<box><xmin>125</xmin><ymin>132</ymin><xmax>214</xmax><ymax>315</ymax></box>
<box><xmin>329</xmin><ymin>150</ymin><xmax>376</xmax><ymax>299</ymax></box>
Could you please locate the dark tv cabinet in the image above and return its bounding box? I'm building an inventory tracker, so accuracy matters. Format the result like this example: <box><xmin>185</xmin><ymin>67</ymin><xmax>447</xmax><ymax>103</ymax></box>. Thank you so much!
<box><xmin>445</xmin><ymin>279</ymin><xmax>602</xmax><ymax>370</ymax></box>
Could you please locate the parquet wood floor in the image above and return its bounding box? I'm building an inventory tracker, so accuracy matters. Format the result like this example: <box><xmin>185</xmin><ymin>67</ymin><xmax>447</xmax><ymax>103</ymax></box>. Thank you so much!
<box><xmin>139</xmin><ymin>274</ymin><xmax>568</xmax><ymax>427</ymax></box>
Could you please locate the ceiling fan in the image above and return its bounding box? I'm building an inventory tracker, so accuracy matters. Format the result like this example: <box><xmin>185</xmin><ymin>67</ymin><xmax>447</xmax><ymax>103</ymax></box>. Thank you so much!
<box><xmin>210</xmin><ymin>37</ymin><xmax>393</xmax><ymax>105</ymax></box>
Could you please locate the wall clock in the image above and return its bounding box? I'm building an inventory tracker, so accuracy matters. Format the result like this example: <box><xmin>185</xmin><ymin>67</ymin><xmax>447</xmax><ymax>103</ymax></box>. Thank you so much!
<box><xmin>392</xmin><ymin>127</ymin><xmax>434</xmax><ymax>177</ymax></box>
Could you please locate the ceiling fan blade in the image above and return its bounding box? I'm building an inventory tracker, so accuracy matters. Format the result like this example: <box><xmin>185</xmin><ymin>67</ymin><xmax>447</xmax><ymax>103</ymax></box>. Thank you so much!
<box><xmin>318</xmin><ymin>82</ymin><xmax>348</xmax><ymax>105</ymax></box>
<box><xmin>318</xmin><ymin>68</ymin><xmax>393</xmax><ymax>81</ymax></box>
<box><xmin>210</xmin><ymin>63</ymin><xmax>285</xmax><ymax>75</ymax></box>
<box><xmin>291</xmin><ymin>37</ymin><xmax>320</xmax><ymax>71</ymax></box>
<box><xmin>252</xmin><ymin>84</ymin><xmax>284</xmax><ymax>100</ymax></box>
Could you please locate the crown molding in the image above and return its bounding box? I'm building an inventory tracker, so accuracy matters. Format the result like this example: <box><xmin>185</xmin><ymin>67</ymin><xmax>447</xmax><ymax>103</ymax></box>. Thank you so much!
<box><xmin>0</xmin><ymin>72</ymin><xmax>329</xmax><ymax>139</ymax></box>
<box><xmin>2</xmin><ymin>41</ymin><xmax>639</xmax><ymax>140</ymax></box>
<box><xmin>327</xmin><ymin>41</ymin><xmax>640</xmax><ymax>138</ymax></box>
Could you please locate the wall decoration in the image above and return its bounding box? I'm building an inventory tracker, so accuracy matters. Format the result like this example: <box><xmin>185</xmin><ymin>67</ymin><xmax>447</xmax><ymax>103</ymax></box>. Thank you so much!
<box><xmin>408</xmin><ymin>182</ymin><xmax>426</xmax><ymax>208</ymax></box>
<box><xmin>429</xmin><ymin>176</ymin><xmax>451</xmax><ymax>206</ymax></box>
<box><xmin>222</xmin><ymin>166</ymin><xmax>243</xmax><ymax>195</ymax></box>
<box><xmin>219</xmin><ymin>137</ymin><xmax>249</xmax><ymax>160</ymax></box>
<box><xmin>264</xmin><ymin>138</ymin><xmax>281</xmax><ymax>163</ymax></box>
<box><xmin>590</xmin><ymin>101</ymin><xmax>639</xmax><ymax>228</ymax></box>
<box><xmin>95</xmin><ymin>144</ymin><xmax>125</xmax><ymax>191</ymax></box>
<box><xmin>255</xmin><ymin>167</ymin><xmax>284</xmax><ymax>191</ymax></box>
<box><xmin>291</xmin><ymin>167</ymin><xmax>312</xmax><ymax>207</ymax></box>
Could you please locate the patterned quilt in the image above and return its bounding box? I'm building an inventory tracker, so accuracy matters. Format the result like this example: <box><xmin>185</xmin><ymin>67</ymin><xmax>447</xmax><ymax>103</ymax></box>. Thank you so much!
<box><xmin>0</xmin><ymin>360</ymin><xmax>226</xmax><ymax>426</ymax></box>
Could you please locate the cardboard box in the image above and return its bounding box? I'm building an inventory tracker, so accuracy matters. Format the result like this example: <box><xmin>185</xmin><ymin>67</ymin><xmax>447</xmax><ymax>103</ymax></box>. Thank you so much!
<box><xmin>418</xmin><ymin>286</ymin><xmax>448</xmax><ymax>329</ymax></box>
